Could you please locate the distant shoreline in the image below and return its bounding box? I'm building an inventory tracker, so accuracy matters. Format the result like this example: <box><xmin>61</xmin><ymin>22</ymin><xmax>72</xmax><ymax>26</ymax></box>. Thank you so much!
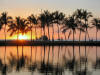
<box><xmin>0</xmin><ymin>40</ymin><xmax>99</xmax><ymax>46</ymax></box>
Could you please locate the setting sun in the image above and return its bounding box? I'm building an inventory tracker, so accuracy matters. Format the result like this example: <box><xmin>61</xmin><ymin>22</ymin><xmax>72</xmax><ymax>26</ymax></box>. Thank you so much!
<box><xmin>18</xmin><ymin>34</ymin><xmax>28</xmax><ymax>40</ymax></box>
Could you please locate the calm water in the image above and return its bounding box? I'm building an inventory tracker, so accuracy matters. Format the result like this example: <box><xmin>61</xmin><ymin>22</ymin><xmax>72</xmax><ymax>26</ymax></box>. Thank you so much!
<box><xmin>0</xmin><ymin>46</ymin><xmax>100</xmax><ymax>75</ymax></box>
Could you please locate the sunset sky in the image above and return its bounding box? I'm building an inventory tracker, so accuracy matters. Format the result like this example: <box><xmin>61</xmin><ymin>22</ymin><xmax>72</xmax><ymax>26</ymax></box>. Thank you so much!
<box><xmin>0</xmin><ymin>0</ymin><xmax>100</xmax><ymax>17</ymax></box>
<box><xmin>0</xmin><ymin>0</ymin><xmax>100</xmax><ymax>40</ymax></box>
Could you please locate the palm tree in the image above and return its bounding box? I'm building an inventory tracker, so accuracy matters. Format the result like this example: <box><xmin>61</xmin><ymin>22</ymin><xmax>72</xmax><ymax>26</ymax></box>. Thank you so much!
<box><xmin>18</xmin><ymin>18</ymin><xmax>30</xmax><ymax>56</ymax></box>
<box><xmin>52</xmin><ymin>11</ymin><xmax>65</xmax><ymax>40</ymax></box>
<box><xmin>8</xmin><ymin>17</ymin><xmax>22</xmax><ymax>59</ymax></box>
<box><xmin>61</xmin><ymin>15</ymin><xmax>78</xmax><ymax>59</ymax></box>
<box><xmin>73</xmin><ymin>9</ymin><xmax>86</xmax><ymax>60</ymax></box>
<box><xmin>38</xmin><ymin>11</ymin><xmax>47</xmax><ymax>39</ymax></box>
<box><xmin>92</xmin><ymin>18</ymin><xmax>100</xmax><ymax>70</ymax></box>
<box><xmin>74</xmin><ymin>9</ymin><xmax>85</xmax><ymax>42</ymax></box>
<box><xmin>50</xmin><ymin>13</ymin><xmax>55</xmax><ymax>41</ymax></box>
<box><xmin>0</xmin><ymin>12</ymin><xmax>12</xmax><ymax>44</ymax></box>
<box><xmin>62</xmin><ymin>15</ymin><xmax>78</xmax><ymax>42</ymax></box>
<box><xmin>0</xmin><ymin>12</ymin><xmax>12</xmax><ymax>67</ymax></box>
<box><xmin>92</xmin><ymin>18</ymin><xmax>100</xmax><ymax>42</ymax></box>
<box><xmin>43</xmin><ymin>10</ymin><xmax>51</xmax><ymax>40</ymax></box>
<box><xmin>27</xmin><ymin>15</ymin><xmax>37</xmax><ymax>63</ymax></box>
<box><xmin>0</xmin><ymin>17</ymin><xmax>3</xmax><ymax>31</ymax></box>
<box><xmin>38</xmin><ymin>10</ymin><xmax>52</xmax><ymax>40</ymax></box>
<box><xmin>27</xmin><ymin>14</ymin><xmax>38</xmax><ymax>41</ymax></box>
<box><xmin>82</xmin><ymin>10</ymin><xmax>92</xmax><ymax>41</ymax></box>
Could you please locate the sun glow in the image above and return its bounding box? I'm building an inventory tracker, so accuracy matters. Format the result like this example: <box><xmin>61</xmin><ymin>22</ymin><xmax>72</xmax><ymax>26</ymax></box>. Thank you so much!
<box><xmin>18</xmin><ymin>34</ymin><xmax>28</xmax><ymax>40</ymax></box>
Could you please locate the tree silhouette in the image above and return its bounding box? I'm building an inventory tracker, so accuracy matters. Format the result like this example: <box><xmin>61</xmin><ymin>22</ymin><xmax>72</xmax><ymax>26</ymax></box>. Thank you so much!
<box><xmin>27</xmin><ymin>14</ymin><xmax>38</xmax><ymax>40</ymax></box>
<box><xmin>82</xmin><ymin>10</ymin><xmax>92</xmax><ymax>41</ymax></box>
<box><xmin>38</xmin><ymin>11</ymin><xmax>47</xmax><ymax>38</ymax></box>
<box><xmin>38</xmin><ymin>10</ymin><xmax>52</xmax><ymax>40</ymax></box>
<box><xmin>92</xmin><ymin>18</ymin><xmax>100</xmax><ymax>42</ymax></box>
<box><xmin>74</xmin><ymin>9</ymin><xmax>85</xmax><ymax>42</ymax></box>
<box><xmin>0</xmin><ymin>17</ymin><xmax>3</xmax><ymax>31</ymax></box>
<box><xmin>52</xmin><ymin>11</ymin><xmax>65</xmax><ymax>40</ymax></box>
<box><xmin>0</xmin><ymin>12</ymin><xmax>12</xmax><ymax>64</ymax></box>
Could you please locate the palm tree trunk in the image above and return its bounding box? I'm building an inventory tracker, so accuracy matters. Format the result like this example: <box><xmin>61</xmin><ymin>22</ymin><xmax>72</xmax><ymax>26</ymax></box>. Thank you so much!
<box><xmin>96</xmin><ymin>28</ymin><xmax>98</xmax><ymax>67</ymax></box>
<box><xmin>73</xmin><ymin>30</ymin><xmax>75</xmax><ymax>59</ymax></box>
<box><xmin>96</xmin><ymin>29</ymin><xmax>98</xmax><ymax>42</ymax></box>
<box><xmin>47</xmin><ymin>24</ymin><xmax>50</xmax><ymax>40</ymax></box>
<box><xmin>4</xmin><ymin>24</ymin><xmax>6</xmax><ymax>64</ymax></box>
<box><xmin>79</xmin><ymin>30</ymin><xmax>81</xmax><ymax>42</ymax></box>
<box><xmin>41</xmin><ymin>27</ymin><xmax>42</xmax><ymax>38</ymax></box>
<box><xmin>57</xmin><ymin>24</ymin><xmax>60</xmax><ymax>40</ymax></box>
<box><xmin>64</xmin><ymin>32</ymin><xmax>66</xmax><ymax>40</ymax></box>
<box><xmin>52</xmin><ymin>24</ymin><xmax>54</xmax><ymax>41</ymax></box>
<box><xmin>85</xmin><ymin>28</ymin><xmax>87</xmax><ymax>59</ymax></box>
<box><xmin>79</xmin><ymin>30</ymin><xmax>81</xmax><ymax>58</ymax></box>
<box><xmin>85</xmin><ymin>28</ymin><xmax>87</xmax><ymax>42</ymax></box>
<box><xmin>43</xmin><ymin>27</ymin><xmax>46</xmax><ymax>37</ymax></box>
<box><xmin>35</xmin><ymin>26</ymin><xmax>37</xmax><ymax>40</ymax></box>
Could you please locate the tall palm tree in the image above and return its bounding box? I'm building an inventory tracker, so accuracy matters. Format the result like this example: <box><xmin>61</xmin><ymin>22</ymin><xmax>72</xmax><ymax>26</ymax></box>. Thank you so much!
<box><xmin>82</xmin><ymin>10</ymin><xmax>92</xmax><ymax>41</ymax></box>
<box><xmin>8</xmin><ymin>17</ymin><xmax>22</xmax><ymax>59</ymax></box>
<box><xmin>52</xmin><ymin>11</ymin><xmax>65</xmax><ymax>40</ymax></box>
<box><xmin>0</xmin><ymin>17</ymin><xmax>3</xmax><ymax>31</ymax></box>
<box><xmin>27</xmin><ymin>14</ymin><xmax>38</xmax><ymax>41</ymax></box>
<box><xmin>92</xmin><ymin>18</ymin><xmax>100</xmax><ymax>42</ymax></box>
<box><xmin>38</xmin><ymin>11</ymin><xmax>47</xmax><ymax>38</ymax></box>
<box><xmin>50</xmin><ymin>14</ymin><xmax>55</xmax><ymax>41</ymax></box>
<box><xmin>38</xmin><ymin>10</ymin><xmax>52</xmax><ymax>40</ymax></box>
<box><xmin>74</xmin><ymin>9</ymin><xmax>85</xmax><ymax>42</ymax></box>
<box><xmin>18</xmin><ymin>18</ymin><xmax>30</xmax><ymax>56</ymax></box>
<box><xmin>61</xmin><ymin>15</ymin><xmax>78</xmax><ymax>59</ymax></box>
<box><xmin>73</xmin><ymin>9</ymin><xmax>86</xmax><ymax>60</ymax></box>
<box><xmin>0</xmin><ymin>12</ymin><xmax>12</xmax><ymax>66</ymax></box>
<box><xmin>27</xmin><ymin>15</ymin><xmax>37</xmax><ymax>63</ymax></box>
<box><xmin>43</xmin><ymin>10</ymin><xmax>51</xmax><ymax>40</ymax></box>
<box><xmin>61</xmin><ymin>15</ymin><xmax>78</xmax><ymax>42</ymax></box>
<box><xmin>0</xmin><ymin>12</ymin><xmax>12</xmax><ymax>44</ymax></box>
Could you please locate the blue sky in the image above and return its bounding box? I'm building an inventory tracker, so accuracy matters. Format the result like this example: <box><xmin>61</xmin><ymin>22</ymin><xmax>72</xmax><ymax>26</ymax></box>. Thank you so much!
<box><xmin>0</xmin><ymin>0</ymin><xmax>100</xmax><ymax>17</ymax></box>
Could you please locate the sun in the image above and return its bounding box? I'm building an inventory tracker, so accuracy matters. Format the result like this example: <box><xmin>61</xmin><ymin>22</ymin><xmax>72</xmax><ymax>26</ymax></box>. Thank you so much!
<box><xmin>18</xmin><ymin>34</ymin><xmax>28</xmax><ymax>40</ymax></box>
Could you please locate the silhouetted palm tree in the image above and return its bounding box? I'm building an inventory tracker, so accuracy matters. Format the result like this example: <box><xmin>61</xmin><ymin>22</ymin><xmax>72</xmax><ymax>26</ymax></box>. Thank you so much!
<box><xmin>38</xmin><ymin>11</ymin><xmax>47</xmax><ymax>38</ymax></box>
<box><xmin>73</xmin><ymin>9</ymin><xmax>86</xmax><ymax>60</ymax></box>
<box><xmin>62</xmin><ymin>15</ymin><xmax>78</xmax><ymax>42</ymax></box>
<box><xmin>38</xmin><ymin>10</ymin><xmax>52</xmax><ymax>40</ymax></box>
<box><xmin>0</xmin><ymin>17</ymin><xmax>3</xmax><ymax>31</ymax></box>
<box><xmin>50</xmin><ymin>13</ymin><xmax>55</xmax><ymax>41</ymax></box>
<box><xmin>43</xmin><ymin>10</ymin><xmax>51</xmax><ymax>40</ymax></box>
<box><xmin>12</xmin><ymin>17</ymin><xmax>29</xmax><ymax>56</ymax></box>
<box><xmin>82</xmin><ymin>10</ymin><xmax>92</xmax><ymax>41</ymax></box>
<box><xmin>8</xmin><ymin>17</ymin><xmax>23</xmax><ymax>59</ymax></box>
<box><xmin>52</xmin><ymin>11</ymin><xmax>65</xmax><ymax>40</ymax></box>
<box><xmin>27</xmin><ymin>15</ymin><xmax>38</xmax><ymax>64</ymax></box>
<box><xmin>74</xmin><ymin>9</ymin><xmax>85</xmax><ymax>42</ymax></box>
<box><xmin>27</xmin><ymin>14</ymin><xmax>38</xmax><ymax>40</ymax></box>
<box><xmin>0</xmin><ymin>12</ymin><xmax>12</xmax><ymax>63</ymax></box>
<box><xmin>92</xmin><ymin>18</ymin><xmax>100</xmax><ymax>42</ymax></box>
<box><xmin>62</xmin><ymin>15</ymin><xmax>78</xmax><ymax>59</ymax></box>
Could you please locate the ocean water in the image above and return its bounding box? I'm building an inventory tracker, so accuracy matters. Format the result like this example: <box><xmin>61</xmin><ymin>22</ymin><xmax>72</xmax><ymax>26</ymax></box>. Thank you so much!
<box><xmin>0</xmin><ymin>46</ymin><xmax>100</xmax><ymax>75</ymax></box>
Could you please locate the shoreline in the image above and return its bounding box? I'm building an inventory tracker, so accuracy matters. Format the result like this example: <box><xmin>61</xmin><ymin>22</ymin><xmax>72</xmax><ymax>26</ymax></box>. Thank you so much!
<box><xmin>0</xmin><ymin>40</ymin><xmax>99</xmax><ymax>46</ymax></box>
